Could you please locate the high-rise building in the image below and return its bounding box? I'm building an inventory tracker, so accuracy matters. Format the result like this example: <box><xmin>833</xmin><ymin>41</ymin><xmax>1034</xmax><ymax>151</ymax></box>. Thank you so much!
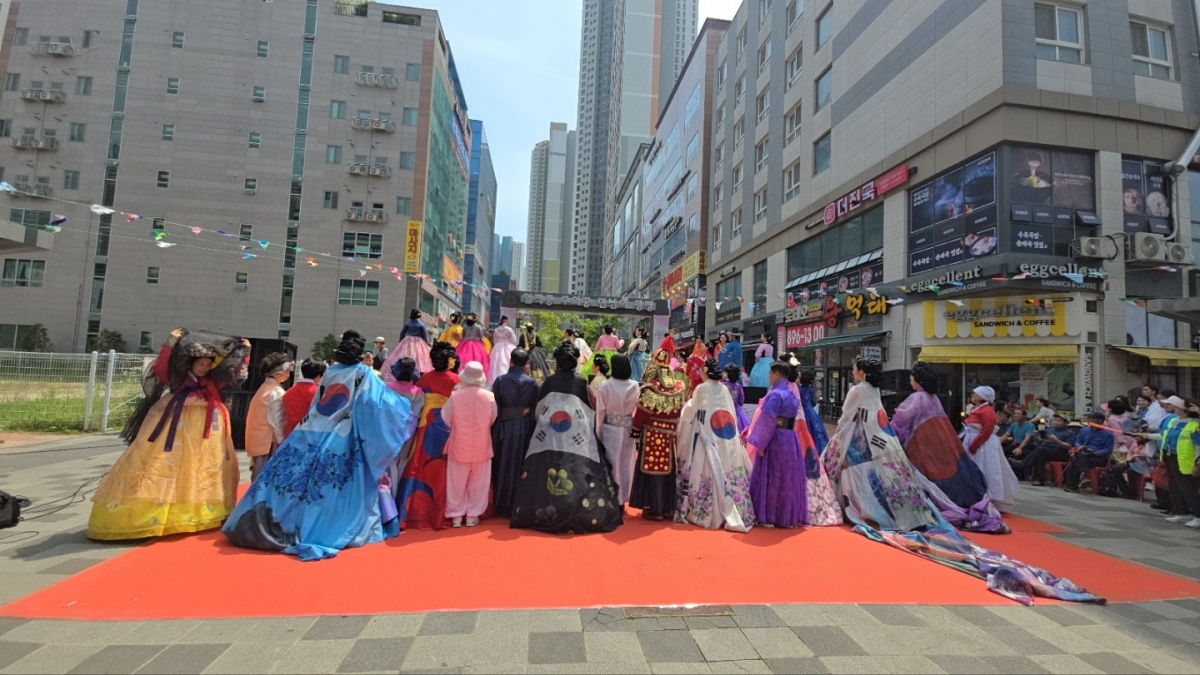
<box><xmin>525</xmin><ymin>122</ymin><xmax>576</xmax><ymax>293</ymax></box>
<box><xmin>489</xmin><ymin>234</ymin><xmax>525</xmax><ymax>292</ymax></box>
<box><xmin>464</xmin><ymin>119</ymin><xmax>496</xmax><ymax>325</ymax></box>
<box><xmin>568</xmin><ymin>0</ymin><xmax>698</xmax><ymax>298</ymax></box>
<box><xmin>0</xmin><ymin>0</ymin><xmax>472</xmax><ymax>354</ymax></box>
<box><xmin>511</xmin><ymin>241</ymin><xmax>525</xmax><ymax>290</ymax></box>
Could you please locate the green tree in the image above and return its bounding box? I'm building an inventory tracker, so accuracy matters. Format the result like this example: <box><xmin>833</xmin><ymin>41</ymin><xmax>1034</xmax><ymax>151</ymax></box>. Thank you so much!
<box><xmin>93</xmin><ymin>329</ymin><xmax>128</xmax><ymax>353</ymax></box>
<box><xmin>17</xmin><ymin>323</ymin><xmax>52</xmax><ymax>352</ymax></box>
<box><xmin>578</xmin><ymin>315</ymin><xmax>632</xmax><ymax>345</ymax></box>
<box><xmin>312</xmin><ymin>333</ymin><xmax>338</xmax><ymax>362</ymax></box>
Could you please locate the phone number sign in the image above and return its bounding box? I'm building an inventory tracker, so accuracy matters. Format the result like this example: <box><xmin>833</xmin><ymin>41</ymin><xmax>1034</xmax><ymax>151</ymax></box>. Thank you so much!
<box><xmin>786</xmin><ymin>322</ymin><xmax>826</xmax><ymax>349</ymax></box>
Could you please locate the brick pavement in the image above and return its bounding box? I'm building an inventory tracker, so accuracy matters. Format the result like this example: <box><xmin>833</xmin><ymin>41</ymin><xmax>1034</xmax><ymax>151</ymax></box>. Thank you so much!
<box><xmin>2</xmin><ymin>436</ymin><xmax>1200</xmax><ymax>674</ymax></box>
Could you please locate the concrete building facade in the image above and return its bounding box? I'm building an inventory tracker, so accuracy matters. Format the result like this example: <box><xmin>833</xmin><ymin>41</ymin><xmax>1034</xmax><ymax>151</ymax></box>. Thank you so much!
<box><xmin>463</xmin><ymin>118</ymin><xmax>496</xmax><ymax>324</ymax></box>
<box><xmin>0</xmin><ymin>0</ymin><xmax>471</xmax><ymax>354</ymax></box>
<box><xmin>525</xmin><ymin>122</ymin><xmax>576</xmax><ymax>294</ymax></box>
<box><xmin>705</xmin><ymin>0</ymin><xmax>1200</xmax><ymax>415</ymax></box>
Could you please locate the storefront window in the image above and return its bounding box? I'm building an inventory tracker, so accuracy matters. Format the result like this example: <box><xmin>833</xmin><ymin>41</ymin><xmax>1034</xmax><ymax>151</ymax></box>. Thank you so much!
<box><xmin>717</xmin><ymin>275</ymin><xmax>742</xmax><ymax>302</ymax></box>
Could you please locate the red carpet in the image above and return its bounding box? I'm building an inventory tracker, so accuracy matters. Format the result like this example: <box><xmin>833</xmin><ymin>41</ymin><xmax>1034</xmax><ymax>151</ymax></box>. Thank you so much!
<box><xmin>3</xmin><ymin>512</ymin><xmax>1200</xmax><ymax>620</ymax></box>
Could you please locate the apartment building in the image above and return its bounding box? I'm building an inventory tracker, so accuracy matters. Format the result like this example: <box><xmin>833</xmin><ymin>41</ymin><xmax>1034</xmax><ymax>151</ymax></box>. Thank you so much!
<box><xmin>463</xmin><ymin>119</ymin><xmax>496</xmax><ymax>324</ymax></box>
<box><xmin>525</xmin><ymin>122</ymin><xmax>576</xmax><ymax>294</ymax></box>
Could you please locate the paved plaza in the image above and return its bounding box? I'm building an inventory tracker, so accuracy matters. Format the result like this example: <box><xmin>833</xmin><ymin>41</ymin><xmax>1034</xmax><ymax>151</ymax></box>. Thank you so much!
<box><xmin>2</xmin><ymin>435</ymin><xmax>1200</xmax><ymax>674</ymax></box>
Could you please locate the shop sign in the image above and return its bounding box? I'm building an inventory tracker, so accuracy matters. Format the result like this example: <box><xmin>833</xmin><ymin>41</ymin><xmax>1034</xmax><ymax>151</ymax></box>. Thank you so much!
<box><xmin>784</xmin><ymin>301</ymin><xmax>823</xmax><ymax>323</ymax></box>
<box><xmin>777</xmin><ymin>324</ymin><xmax>787</xmax><ymax>350</ymax></box>
<box><xmin>661</xmin><ymin>251</ymin><xmax>707</xmax><ymax>298</ymax></box>
<box><xmin>924</xmin><ymin>295</ymin><xmax>1081</xmax><ymax>339</ymax></box>
<box><xmin>786</xmin><ymin>322</ymin><xmax>826</xmax><ymax>349</ymax></box>
<box><xmin>719</xmin><ymin>264</ymin><xmax>738</xmax><ymax>278</ymax></box>
<box><xmin>819</xmin><ymin>292</ymin><xmax>890</xmax><ymax>329</ymax></box>
<box><xmin>823</xmin><ymin>163</ymin><xmax>909</xmax><ymax>225</ymax></box>
<box><xmin>716</xmin><ymin>302</ymin><xmax>742</xmax><ymax>324</ymax></box>
<box><xmin>1081</xmin><ymin>346</ymin><xmax>1095</xmax><ymax>411</ymax></box>
<box><xmin>907</xmin><ymin>266</ymin><xmax>983</xmax><ymax>294</ymax></box>
<box><xmin>443</xmin><ymin>255</ymin><xmax>463</xmax><ymax>304</ymax></box>
<box><xmin>861</xmin><ymin>346</ymin><xmax>882</xmax><ymax>361</ymax></box>
<box><xmin>1016</xmin><ymin>262</ymin><xmax>1105</xmax><ymax>279</ymax></box>
<box><xmin>403</xmin><ymin>221</ymin><xmax>423</xmax><ymax>274</ymax></box>
<box><xmin>502</xmin><ymin>290</ymin><xmax>666</xmax><ymax>314</ymax></box>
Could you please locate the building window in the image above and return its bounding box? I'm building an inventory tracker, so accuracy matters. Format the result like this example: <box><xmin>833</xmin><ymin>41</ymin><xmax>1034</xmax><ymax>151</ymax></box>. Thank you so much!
<box><xmin>248</xmin><ymin>131</ymin><xmax>261</xmax><ymax>148</ymax></box>
<box><xmin>342</xmin><ymin>232</ymin><xmax>384</xmax><ymax>259</ymax></box>
<box><xmin>146</xmin><ymin>266</ymin><xmax>159</xmax><ymax>284</ymax></box>
<box><xmin>736</xmin><ymin>26</ymin><xmax>747</xmax><ymax>57</ymax></box>
<box><xmin>83</xmin><ymin>30</ymin><xmax>100</xmax><ymax>48</ymax></box>
<box><xmin>713</xmin><ymin>222</ymin><xmax>723</xmax><ymax>249</ymax></box>
<box><xmin>323</xmin><ymin>191</ymin><xmax>339</xmax><ymax>209</ymax></box>
<box><xmin>714</xmin><ymin>183</ymin><xmax>724</xmax><ymax>210</ymax></box>
<box><xmin>152</xmin><ymin>217</ymin><xmax>165</xmax><ymax>233</ymax></box>
<box><xmin>687</xmin><ymin>174</ymin><xmax>698</xmax><ymax>198</ymax></box>
<box><xmin>331</xmin><ymin>100</ymin><xmax>346</xmax><ymax>119</ymax></box>
<box><xmin>406</xmin><ymin>63</ymin><xmax>421</xmax><ymax>81</ymax></box>
<box><xmin>161</xmin><ymin>123</ymin><xmax>174</xmax><ymax>141</ymax></box>
<box><xmin>753</xmin><ymin>261</ymin><xmax>768</xmax><ymax>315</ymax></box>
<box><xmin>338</xmin><ymin>279</ymin><xmax>380</xmax><ymax>306</ymax></box>
<box><xmin>244</xmin><ymin>178</ymin><xmax>257</xmax><ymax>195</ymax></box>
<box><xmin>734</xmin><ymin>118</ymin><xmax>745</xmax><ymax>148</ymax></box>
<box><xmin>759</xmin><ymin>0</ymin><xmax>773</xmax><ymax>23</ymax></box>
<box><xmin>400</xmin><ymin>152</ymin><xmax>415</xmax><ymax>170</ymax></box>
<box><xmin>735</xmin><ymin>75</ymin><xmax>746</xmax><ymax>105</ymax></box>
<box><xmin>785</xmin><ymin>103</ymin><xmax>802</xmax><ymax>145</ymax></box>
<box><xmin>4</xmin><ymin>74</ymin><xmax>19</xmax><ymax>92</ymax></box>
<box><xmin>784</xmin><ymin>161</ymin><xmax>802</xmax><ymax>201</ymax></box>
<box><xmin>0</xmin><ymin>120</ymin><xmax>10</xmax><ymax>138</ymax></box>
<box><xmin>396</xmin><ymin>196</ymin><xmax>411</xmax><ymax>214</ymax></box>
<box><xmin>75</xmin><ymin>76</ymin><xmax>93</xmax><ymax>95</ymax></box>
<box><xmin>256</xmin><ymin>40</ymin><xmax>269</xmax><ymax>57</ymax></box>
<box><xmin>334</xmin><ymin>55</ymin><xmax>349</xmax><ymax>74</ymax></box>
<box><xmin>12</xmin><ymin>28</ymin><xmax>28</xmax><ymax>46</ymax></box>
<box><xmin>139</xmin><ymin>331</ymin><xmax>153</xmax><ymax>351</ymax></box>
<box><xmin>1</xmin><ymin>259</ymin><xmax>45</xmax><ymax>287</ymax></box>
<box><xmin>754</xmin><ymin>187</ymin><xmax>769</xmax><ymax>222</ymax></box>
<box><xmin>1131</xmin><ymin>21</ymin><xmax>1171</xmax><ymax>79</ymax></box>
<box><xmin>786</xmin><ymin>46</ymin><xmax>803</xmax><ymax>90</ymax></box>
<box><xmin>731</xmin><ymin>206</ymin><xmax>743</xmax><ymax>237</ymax></box>
<box><xmin>239</xmin><ymin>223</ymin><xmax>253</xmax><ymax>241</ymax></box>
<box><xmin>63</xmin><ymin>170</ymin><xmax>80</xmax><ymax>190</ymax></box>
<box><xmin>815</xmin><ymin>67</ymin><xmax>832</xmax><ymax>110</ymax></box>
<box><xmin>816</xmin><ymin>4</ymin><xmax>832</xmax><ymax>49</ymax></box>
<box><xmin>787</xmin><ymin>0</ymin><xmax>802</xmax><ymax>29</ymax></box>
<box><xmin>686</xmin><ymin>133</ymin><xmax>699</xmax><ymax>162</ymax></box>
<box><xmin>814</xmin><ymin>132</ymin><xmax>831</xmax><ymax>174</ymax></box>
<box><xmin>758</xmin><ymin>39</ymin><xmax>772</xmax><ymax>74</ymax></box>
<box><xmin>1035</xmin><ymin>3</ymin><xmax>1083</xmax><ymax>63</ymax></box>
<box><xmin>171</xmin><ymin>31</ymin><xmax>184</xmax><ymax>49</ymax></box>
<box><xmin>69</xmin><ymin>122</ymin><xmax>86</xmax><ymax>142</ymax></box>
<box><xmin>714</xmin><ymin>143</ymin><xmax>724</xmax><ymax>171</ymax></box>
<box><xmin>756</xmin><ymin>89</ymin><xmax>771</xmax><ymax>123</ymax></box>
<box><xmin>717</xmin><ymin>59</ymin><xmax>728</xmax><ymax>87</ymax></box>
<box><xmin>715</xmin><ymin>106</ymin><xmax>725</xmax><ymax>134</ymax></box>
<box><xmin>156</xmin><ymin>170</ymin><xmax>170</xmax><ymax>188</ymax></box>
<box><xmin>326</xmin><ymin>145</ymin><xmax>342</xmax><ymax>164</ymax></box>
<box><xmin>755</xmin><ymin>135</ymin><xmax>769</xmax><ymax>173</ymax></box>
<box><xmin>717</xmin><ymin>275</ymin><xmax>741</xmax><ymax>305</ymax></box>
<box><xmin>733</xmin><ymin>163</ymin><xmax>744</xmax><ymax>192</ymax></box>
<box><xmin>235</xmin><ymin>272</ymin><xmax>248</xmax><ymax>289</ymax></box>
<box><xmin>402</xmin><ymin>108</ymin><xmax>419</xmax><ymax>126</ymax></box>
<box><xmin>381</xmin><ymin>11</ymin><xmax>422</xmax><ymax>25</ymax></box>
<box><xmin>251</xmin><ymin>86</ymin><xmax>265</xmax><ymax>102</ymax></box>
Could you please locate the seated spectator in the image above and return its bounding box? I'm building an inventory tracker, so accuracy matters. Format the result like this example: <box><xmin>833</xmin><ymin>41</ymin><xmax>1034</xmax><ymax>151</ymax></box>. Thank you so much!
<box><xmin>1063</xmin><ymin>411</ymin><xmax>1114</xmax><ymax>493</ymax></box>
<box><xmin>1031</xmin><ymin>397</ymin><xmax>1056</xmax><ymax>426</ymax></box>
<box><xmin>1015</xmin><ymin>414</ymin><xmax>1076</xmax><ymax>485</ymax></box>
<box><xmin>1001</xmin><ymin>408</ymin><xmax>1036</xmax><ymax>458</ymax></box>
<box><xmin>995</xmin><ymin>409</ymin><xmax>1012</xmax><ymax>439</ymax></box>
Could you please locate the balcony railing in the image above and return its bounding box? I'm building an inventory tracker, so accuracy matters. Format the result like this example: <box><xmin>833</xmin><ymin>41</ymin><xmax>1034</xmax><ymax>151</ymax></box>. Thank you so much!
<box><xmin>30</xmin><ymin>42</ymin><xmax>78</xmax><ymax>57</ymax></box>
<box><xmin>19</xmin><ymin>89</ymin><xmax>66</xmax><ymax>103</ymax></box>
<box><xmin>350</xmin><ymin>117</ymin><xmax>395</xmax><ymax>133</ymax></box>
<box><xmin>333</xmin><ymin>1</ymin><xmax>368</xmax><ymax>17</ymax></box>
<box><xmin>11</xmin><ymin>184</ymin><xmax>52</xmax><ymax>198</ymax></box>
<box><xmin>354</xmin><ymin>72</ymin><xmax>398</xmax><ymax>88</ymax></box>
<box><xmin>12</xmin><ymin>136</ymin><xmax>57</xmax><ymax>150</ymax></box>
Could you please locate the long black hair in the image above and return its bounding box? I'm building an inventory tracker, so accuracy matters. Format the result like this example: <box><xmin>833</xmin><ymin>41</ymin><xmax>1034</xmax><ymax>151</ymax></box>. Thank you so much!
<box><xmin>855</xmin><ymin>358</ymin><xmax>883</xmax><ymax>388</ymax></box>
<box><xmin>430</xmin><ymin>341</ymin><xmax>456</xmax><ymax>372</ymax></box>
<box><xmin>334</xmin><ymin>330</ymin><xmax>365</xmax><ymax>366</ymax></box>
<box><xmin>592</xmin><ymin>353</ymin><xmax>610</xmax><ymax>377</ymax></box>
<box><xmin>800</xmin><ymin>370</ymin><xmax>815</xmax><ymax>387</ymax></box>
<box><xmin>553</xmin><ymin>341</ymin><xmax>579</xmax><ymax>374</ymax></box>
<box><xmin>390</xmin><ymin>356</ymin><xmax>419</xmax><ymax>383</ymax></box>
<box><xmin>910</xmin><ymin>361</ymin><xmax>939</xmax><ymax>395</ymax></box>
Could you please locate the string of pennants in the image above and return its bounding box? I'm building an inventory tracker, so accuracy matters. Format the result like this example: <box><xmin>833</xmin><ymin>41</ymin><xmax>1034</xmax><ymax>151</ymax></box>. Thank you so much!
<box><xmin>0</xmin><ymin>182</ymin><xmax>505</xmax><ymax>296</ymax></box>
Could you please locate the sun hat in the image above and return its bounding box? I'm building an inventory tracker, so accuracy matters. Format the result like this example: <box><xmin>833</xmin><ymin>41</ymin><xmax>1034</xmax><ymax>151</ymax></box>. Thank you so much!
<box><xmin>459</xmin><ymin>361</ymin><xmax>486</xmax><ymax>387</ymax></box>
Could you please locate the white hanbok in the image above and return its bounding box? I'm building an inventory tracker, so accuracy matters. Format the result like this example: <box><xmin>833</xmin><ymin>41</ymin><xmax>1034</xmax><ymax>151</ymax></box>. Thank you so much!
<box><xmin>488</xmin><ymin>325</ymin><xmax>518</xmax><ymax>387</ymax></box>
<box><xmin>960</xmin><ymin>424</ymin><xmax>1019</xmax><ymax>513</ymax></box>
<box><xmin>594</xmin><ymin>377</ymin><xmax>640</xmax><ymax>505</ymax></box>
<box><xmin>675</xmin><ymin>380</ymin><xmax>755</xmax><ymax>532</ymax></box>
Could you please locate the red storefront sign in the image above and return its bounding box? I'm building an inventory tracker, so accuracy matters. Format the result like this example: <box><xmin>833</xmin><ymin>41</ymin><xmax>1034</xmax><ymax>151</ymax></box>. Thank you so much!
<box><xmin>786</xmin><ymin>322</ymin><xmax>826</xmax><ymax>349</ymax></box>
<box><xmin>822</xmin><ymin>163</ymin><xmax>909</xmax><ymax>225</ymax></box>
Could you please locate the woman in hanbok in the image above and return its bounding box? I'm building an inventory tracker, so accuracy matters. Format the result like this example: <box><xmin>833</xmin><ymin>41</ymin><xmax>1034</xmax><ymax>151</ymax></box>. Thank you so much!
<box><xmin>510</xmin><ymin>343</ymin><xmax>623</xmax><ymax>533</ymax></box>
<box><xmin>628</xmin><ymin>327</ymin><xmax>650</xmax><ymax>382</ymax></box>
<box><xmin>386</xmin><ymin>310</ymin><xmax>432</xmax><ymax>378</ymax></box>
<box><xmin>491</xmin><ymin>349</ymin><xmax>539</xmax><ymax>518</ymax></box>
<box><xmin>88</xmin><ymin>329</ymin><xmax>248</xmax><ymax>541</ymax></box>
<box><xmin>593</xmin><ymin>325</ymin><xmax>625</xmax><ymax>374</ymax></box>
<box><xmin>961</xmin><ymin>386</ymin><xmax>1019</xmax><ymax>513</ymax></box>
<box><xmin>630</xmin><ymin>340</ymin><xmax>688</xmax><ymax>520</ymax></box>
<box><xmin>455</xmin><ymin>313</ymin><xmax>491</xmax><ymax>381</ymax></box>
<box><xmin>722</xmin><ymin>364</ymin><xmax>750</xmax><ymax>433</ymax></box>
<box><xmin>748</xmin><ymin>334</ymin><xmax>773</xmax><ymax>388</ymax></box>
<box><xmin>744</xmin><ymin>360</ymin><xmax>808</xmax><ymax>527</ymax></box>
<box><xmin>719</xmin><ymin>332</ymin><xmax>743</xmax><ymax>377</ymax></box>
<box><xmin>595</xmin><ymin>355</ymin><xmax>640</xmax><ymax>507</ymax></box>
<box><xmin>588</xmin><ymin>353</ymin><xmax>609</xmax><ymax>404</ymax></box>
<box><xmin>223</xmin><ymin>331</ymin><xmax>413</xmax><ymax>560</ymax></box>
<box><xmin>566</xmin><ymin>329</ymin><xmax>594</xmax><ymax>376</ymax></box>
<box><xmin>822</xmin><ymin>358</ymin><xmax>940</xmax><ymax>532</ymax></box>
<box><xmin>798</xmin><ymin>370</ymin><xmax>829</xmax><ymax>454</ymax></box>
<box><xmin>438</xmin><ymin>312</ymin><xmax>463</xmax><ymax>348</ymax></box>
<box><xmin>488</xmin><ymin>315</ymin><xmax>518</xmax><ymax>387</ymax></box>
<box><xmin>519</xmin><ymin>322</ymin><xmax>550</xmax><ymax>385</ymax></box>
<box><xmin>396</xmin><ymin>341</ymin><xmax>460</xmax><ymax>530</ymax></box>
<box><xmin>676</xmin><ymin>359</ymin><xmax>755</xmax><ymax>531</ymax></box>
<box><xmin>685</xmin><ymin>340</ymin><xmax>710</xmax><ymax>395</ymax></box>
<box><xmin>385</xmin><ymin>357</ymin><xmax>425</xmax><ymax>499</ymax></box>
<box><xmin>890</xmin><ymin>362</ymin><xmax>1007</xmax><ymax>533</ymax></box>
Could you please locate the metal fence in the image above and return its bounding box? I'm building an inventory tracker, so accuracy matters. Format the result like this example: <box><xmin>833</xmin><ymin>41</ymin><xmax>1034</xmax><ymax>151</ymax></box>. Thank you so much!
<box><xmin>0</xmin><ymin>351</ymin><xmax>151</xmax><ymax>432</ymax></box>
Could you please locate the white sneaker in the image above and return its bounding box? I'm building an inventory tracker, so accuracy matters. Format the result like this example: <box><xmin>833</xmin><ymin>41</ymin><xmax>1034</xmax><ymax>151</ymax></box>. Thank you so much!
<box><xmin>465</xmin><ymin>516</ymin><xmax>480</xmax><ymax>527</ymax></box>
<box><xmin>451</xmin><ymin>517</ymin><xmax>463</xmax><ymax>528</ymax></box>
<box><xmin>1186</xmin><ymin>518</ymin><xmax>1200</xmax><ymax>529</ymax></box>
<box><xmin>1166</xmin><ymin>515</ymin><xmax>1190</xmax><ymax>523</ymax></box>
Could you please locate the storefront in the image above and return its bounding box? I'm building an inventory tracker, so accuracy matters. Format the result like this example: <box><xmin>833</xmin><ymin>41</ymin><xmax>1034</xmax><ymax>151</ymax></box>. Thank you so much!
<box><xmin>662</xmin><ymin>251</ymin><xmax>707</xmax><ymax>351</ymax></box>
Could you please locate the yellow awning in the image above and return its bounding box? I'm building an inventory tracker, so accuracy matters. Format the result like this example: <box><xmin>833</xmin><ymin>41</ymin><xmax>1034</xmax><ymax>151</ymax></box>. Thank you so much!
<box><xmin>918</xmin><ymin>344</ymin><xmax>1077</xmax><ymax>364</ymax></box>
<box><xmin>1115</xmin><ymin>346</ymin><xmax>1200</xmax><ymax>367</ymax></box>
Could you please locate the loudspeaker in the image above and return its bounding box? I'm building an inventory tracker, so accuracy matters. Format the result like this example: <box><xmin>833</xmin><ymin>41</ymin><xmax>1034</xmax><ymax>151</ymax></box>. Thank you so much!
<box><xmin>229</xmin><ymin>337</ymin><xmax>297</xmax><ymax>450</ymax></box>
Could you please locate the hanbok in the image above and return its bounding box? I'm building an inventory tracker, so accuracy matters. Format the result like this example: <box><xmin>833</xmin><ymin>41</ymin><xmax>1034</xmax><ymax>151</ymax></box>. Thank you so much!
<box><xmin>519</xmin><ymin>328</ymin><xmax>550</xmax><ymax>386</ymax></box>
<box><xmin>744</xmin><ymin>380</ymin><xmax>807</xmax><ymax>527</ymax></box>
<box><xmin>718</xmin><ymin>339</ymin><xmax>742</xmax><ymax>374</ymax></box>
<box><xmin>491</xmin><ymin>366</ymin><xmax>539</xmax><ymax>517</ymax></box>
<box><xmin>438</xmin><ymin>321</ymin><xmax>463</xmax><ymax>348</ymax></box>
<box><xmin>891</xmin><ymin>391</ymin><xmax>1007</xmax><ymax>533</ymax></box>
<box><xmin>788</xmin><ymin>382</ymin><xmax>841</xmax><ymax>527</ymax></box>
<box><xmin>628</xmin><ymin>337</ymin><xmax>650</xmax><ymax>382</ymax></box>
<box><xmin>799</xmin><ymin>384</ymin><xmax>829</xmax><ymax>454</ymax></box>
<box><xmin>748</xmin><ymin>343</ymin><xmax>773</xmax><ymax>387</ymax></box>
<box><xmin>630</xmin><ymin>353</ymin><xmax>687</xmax><ymax>518</ymax></box>
<box><xmin>594</xmin><ymin>376</ymin><xmax>640</xmax><ymax>505</ymax></box>
<box><xmin>593</xmin><ymin>333</ymin><xmax>624</xmax><ymax>375</ymax></box>
<box><xmin>385</xmin><ymin>380</ymin><xmax>425</xmax><ymax>498</ymax></box>
<box><xmin>510</xmin><ymin>373</ymin><xmax>623</xmax><ymax>533</ymax></box>
<box><xmin>89</xmin><ymin>333</ymin><xmax>246</xmax><ymax>541</ymax></box>
<box><xmin>396</xmin><ymin>369</ymin><xmax>459</xmax><ymax>530</ymax></box>
<box><xmin>823</xmin><ymin>382</ymin><xmax>939</xmax><ymax>532</ymax></box>
<box><xmin>675</xmin><ymin>380</ymin><xmax>755</xmax><ymax>531</ymax></box>
<box><xmin>385</xmin><ymin>319</ymin><xmax>432</xmax><ymax>378</ymax></box>
<box><xmin>961</xmin><ymin>405</ymin><xmax>1019</xmax><ymax>513</ymax></box>
<box><xmin>222</xmin><ymin>362</ymin><xmax>412</xmax><ymax>560</ymax></box>
<box><xmin>722</xmin><ymin>379</ymin><xmax>750</xmax><ymax>433</ymax></box>
<box><xmin>456</xmin><ymin>323</ymin><xmax>491</xmax><ymax>380</ymax></box>
<box><xmin>574</xmin><ymin>337</ymin><xmax>595</xmax><ymax>377</ymax></box>
<box><xmin>488</xmin><ymin>324</ymin><xmax>518</xmax><ymax>387</ymax></box>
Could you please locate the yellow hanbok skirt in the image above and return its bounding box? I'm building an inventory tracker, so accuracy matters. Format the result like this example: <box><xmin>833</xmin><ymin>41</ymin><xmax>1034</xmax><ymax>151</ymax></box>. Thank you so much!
<box><xmin>87</xmin><ymin>395</ymin><xmax>240</xmax><ymax>540</ymax></box>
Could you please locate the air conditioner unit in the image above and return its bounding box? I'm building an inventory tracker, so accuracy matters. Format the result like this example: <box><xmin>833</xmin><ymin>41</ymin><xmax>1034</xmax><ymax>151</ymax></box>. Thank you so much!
<box><xmin>365</xmin><ymin>211</ymin><xmax>385</xmax><ymax>222</ymax></box>
<box><xmin>345</xmin><ymin>208</ymin><xmax>365</xmax><ymax>221</ymax></box>
<box><xmin>47</xmin><ymin>43</ymin><xmax>74</xmax><ymax>56</ymax></box>
<box><xmin>1166</xmin><ymin>242</ymin><xmax>1195</xmax><ymax>266</ymax></box>
<box><xmin>1127</xmin><ymin>232</ymin><xmax>1166</xmax><ymax>262</ymax></box>
<box><xmin>1070</xmin><ymin>236</ymin><xmax>1106</xmax><ymax>259</ymax></box>
<box><xmin>34</xmin><ymin>137</ymin><xmax>56</xmax><ymax>149</ymax></box>
<box><xmin>371</xmin><ymin>119</ymin><xmax>394</xmax><ymax>132</ymax></box>
<box><xmin>355</xmin><ymin>72</ymin><xmax>377</xmax><ymax>85</ymax></box>
<box><xmin>377</xmin><ymin>75</ymin><xmax>398</xmax><ymax>88</ymax></box>
<box><xmin>368</xmin><ymin>165</ymin><xmax>391</xmax><ymax>177</ymax></box>
<box><xmin>348</xmin><ymin>163</ymin><xmax>368</xmax><ymax>175</ymax></box>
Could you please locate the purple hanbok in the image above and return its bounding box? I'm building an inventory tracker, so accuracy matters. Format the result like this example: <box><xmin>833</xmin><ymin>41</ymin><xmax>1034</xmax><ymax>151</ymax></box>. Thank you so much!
<box><xmin>745</xmin><ymin>379</ymin><xmax>807</xmax><ymax>527</ymax></box>
<box><xmin>722</xmin><ymin>380</ymin><xmax>750</xmax><ymax>433</ymax></box>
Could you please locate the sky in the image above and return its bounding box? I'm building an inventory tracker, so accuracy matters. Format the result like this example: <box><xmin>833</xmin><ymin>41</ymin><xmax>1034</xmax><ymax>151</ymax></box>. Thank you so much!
<box><xmin>398</xmin><ymin>0</ymin><xmax>743</xmax><ymax>244</ymax></box>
